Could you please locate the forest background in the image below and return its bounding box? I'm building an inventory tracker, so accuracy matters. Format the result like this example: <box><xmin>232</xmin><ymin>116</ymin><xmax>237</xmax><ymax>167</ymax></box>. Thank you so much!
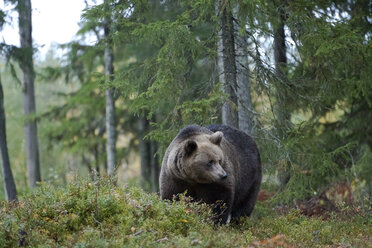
<box><xmin>0</xmin><ymin>0</ymin><xmax>371</xmax><ymax>214</ymax></box>
<box><xmin>0</xmin><ymin>0</ymin><xmax>371</xmax><ymax>246</ymax></box>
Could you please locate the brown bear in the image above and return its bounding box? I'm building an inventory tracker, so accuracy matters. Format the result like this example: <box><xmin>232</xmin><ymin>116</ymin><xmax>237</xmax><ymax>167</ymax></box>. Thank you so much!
<box><xmin>159</xmin><ymin>124</ymin><xmax>262</xmax><ymax>224</ymax></box>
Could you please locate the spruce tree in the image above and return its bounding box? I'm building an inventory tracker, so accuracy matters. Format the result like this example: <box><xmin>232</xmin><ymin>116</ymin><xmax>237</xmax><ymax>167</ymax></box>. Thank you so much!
<box><xmin>18</xmin><ymin>0</ymin><xmax>41</xmax><ymax>187</ymax></box>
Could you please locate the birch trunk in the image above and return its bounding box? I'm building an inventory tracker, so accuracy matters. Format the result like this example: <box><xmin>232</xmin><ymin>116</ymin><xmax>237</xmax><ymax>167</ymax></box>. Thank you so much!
<box><xmin>233</xmin><ymin>7</ymin><xmax>254</xmax><ymax>135</ymax></box>
<box><xmin>0</xmin><ymin>77</ymin><xmax>17</xmax><ymax>202</ymax></box>
<box><xmin>19</xmin><ymin>0</ymin><xmax>41</xmax><ymax>188</ymax></box>
<box><xmin>216</xmin><ymin>1</ymin><xmax>238</xmax><ymax>128</ymax></box>
<box><xmin>104</xmin><ymin>19</ymin><xmax>116</xmax><ymax>177</ymax></box>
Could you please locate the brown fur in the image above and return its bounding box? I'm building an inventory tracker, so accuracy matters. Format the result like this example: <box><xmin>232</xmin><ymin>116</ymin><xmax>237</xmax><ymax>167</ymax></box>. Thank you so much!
<box><xmin>159</xmin><ymin>124</ymin><xmax>262</xmax><ymax>224</ymax></box>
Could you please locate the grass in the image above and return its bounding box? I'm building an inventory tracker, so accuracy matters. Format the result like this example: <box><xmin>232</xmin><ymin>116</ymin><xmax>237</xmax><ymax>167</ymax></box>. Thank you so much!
<box><xmin>0</xmin><ymin>178</ymin><xmax>371</xmax><ymax>247</ymax></box>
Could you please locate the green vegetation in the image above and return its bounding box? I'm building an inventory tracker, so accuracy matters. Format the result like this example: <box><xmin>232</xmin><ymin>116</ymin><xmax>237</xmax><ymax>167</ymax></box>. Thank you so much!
<box><xmin>1</xmin><ymin>0</ymin><xmax>370</xmax><ymax>201</ymax></box>
<box><xmin>0</xmin><ymin>179</ymin><xmax>371</xmax><ymax>247</ymax></box>
<box><xmin>0</xmin><ymin>0</ymin><xmax>371</xmax><ymax>246</ymax></box>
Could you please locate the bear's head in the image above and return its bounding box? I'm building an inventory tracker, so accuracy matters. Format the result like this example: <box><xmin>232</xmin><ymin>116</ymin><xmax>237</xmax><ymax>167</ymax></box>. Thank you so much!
<box><xmin>173</xmin><ymin>131</ymin><xmax>227</xmax><ymax>184</ymax></box>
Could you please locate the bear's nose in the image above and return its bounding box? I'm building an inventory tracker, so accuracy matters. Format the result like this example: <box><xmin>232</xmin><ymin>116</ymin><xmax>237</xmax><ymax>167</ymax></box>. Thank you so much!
<box><xmin>220</xmin><ymin>173</ymin><xmax>228</xmax><ymax>180</ymax></box>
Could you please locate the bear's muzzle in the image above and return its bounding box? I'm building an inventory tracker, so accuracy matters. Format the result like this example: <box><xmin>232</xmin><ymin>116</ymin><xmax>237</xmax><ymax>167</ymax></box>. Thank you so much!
<box><xmin>220</xmin><ymin>173</ymin><xmax>228</xmax><ymax>180</ymax></box>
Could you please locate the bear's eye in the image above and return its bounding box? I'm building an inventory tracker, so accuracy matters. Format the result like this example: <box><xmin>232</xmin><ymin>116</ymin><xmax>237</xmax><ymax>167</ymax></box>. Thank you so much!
<box><xmin>206</xmin><ymin>160</ymin><xmax>214</xmax><ymax>167</ymax></box>
<box><xmin>218</xmin><ymin>160</ymin><xmax>222</xmax><ymax>164</ymax></box>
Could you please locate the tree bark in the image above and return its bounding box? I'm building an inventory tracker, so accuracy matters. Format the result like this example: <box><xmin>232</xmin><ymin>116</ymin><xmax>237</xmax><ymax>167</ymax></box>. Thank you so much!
<box><xmin>150</xmin><ymin>140</ymin><xmax>160</xmax><ymax>192</ymax></box>
<box><xmin>233</xmin><ymin>7</ymin><xmax>255</xmax><ymax>135</ymax></box>
<box><xmin>217</xmin><ymin>1</ymin><xmax>238</xmax><ymax>128</ymax></box>
<box><xmin>0</xmin><ymin>76</ymin><xmax>17</xmax><ymax>202</ymax></box>
<box><xmin>273</xmin><ymin>4</ymin><xmax>291</xmax><ymax>137</ymax></box>
<box><xmin>94</xmin><ymin>144</ymin><xmax>100</xmax><ymax>178</ymax></box>
<box><xmin>18</xmin><ymin>0</ymin><xmax>41</xmax><ymax>188</ymax></box>
<box><xmin>104</xmin><ymin>18</ymin><xmax>117</xmax><ymax>177</ymax></box>
<box><xmin>139</xmin><ymin>117</ymin><xmax>151</xmax><ymax>191</ymax></box>
<box><xmin>82</xmin><ymin>155</ymin><xmax>94</xmax><ymax>180</ymax></box>
<box><xmin>273</xmin><ymin>4</ymin><xmax>291</xmax><ymax>187</ymax></box>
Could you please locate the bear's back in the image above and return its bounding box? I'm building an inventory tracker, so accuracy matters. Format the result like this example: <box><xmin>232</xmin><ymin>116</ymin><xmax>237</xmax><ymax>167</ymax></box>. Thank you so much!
<box><xmin>174</xmin><ymin>124</ymin><xmax>212</xmax><ymax>141</ymax></box>
<box><xmin>206</xmin><ymin>124</ymin><xmax>260</xmax><ymax>165</ymax></box>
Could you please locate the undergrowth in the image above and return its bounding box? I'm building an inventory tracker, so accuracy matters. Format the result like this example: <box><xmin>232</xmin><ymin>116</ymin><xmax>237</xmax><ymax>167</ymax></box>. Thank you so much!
<box><xmin>0</xmin><ymin>178</ymin><xmax>371</xmax><ymax>247</ymax></box>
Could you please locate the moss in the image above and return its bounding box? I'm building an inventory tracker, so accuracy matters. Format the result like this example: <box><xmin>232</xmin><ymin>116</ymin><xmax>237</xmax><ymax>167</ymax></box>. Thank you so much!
<box><xmin>0</xmin><ymin>178</ymin><xmax>371</xmax><ymax>247</ymax></box>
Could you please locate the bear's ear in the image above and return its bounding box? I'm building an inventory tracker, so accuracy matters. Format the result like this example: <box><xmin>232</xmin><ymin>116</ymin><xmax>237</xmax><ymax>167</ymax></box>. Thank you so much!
<box><xmin>210</xmin><ymin>131</ymin><xmax>223</xmax><ymax>145</ymax></box>
<box><xmin>185</xmin><ymin>140</ymin><xmax>197</xmax><ymax>155</ymax></box>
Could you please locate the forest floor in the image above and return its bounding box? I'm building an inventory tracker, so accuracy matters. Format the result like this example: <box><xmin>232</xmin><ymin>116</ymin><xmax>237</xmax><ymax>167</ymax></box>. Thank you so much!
<box><xmin>0</xmin><ymin>179</ymin><xmax>371</xmax><ymax>247</ymax></box>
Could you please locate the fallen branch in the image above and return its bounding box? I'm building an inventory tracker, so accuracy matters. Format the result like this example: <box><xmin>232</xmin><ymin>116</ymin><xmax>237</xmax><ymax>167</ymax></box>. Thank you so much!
<box><xmin>153</xmin><ymin>237</ymin><xmax>168</xmax><ymax>244</ymax></box>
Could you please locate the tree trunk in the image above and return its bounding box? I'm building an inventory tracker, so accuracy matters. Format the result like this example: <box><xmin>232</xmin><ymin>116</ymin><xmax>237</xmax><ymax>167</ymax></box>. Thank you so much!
<box><xmin>104</xmin><ymin>18</ymin><xmax>117</xmax><ymax>177</ymax></box>
<box><xmin>18</xmin><ymin>0</ymin><xmax>41</xmax><ymax>188</ymax></box>
<box><xmin>94</xmin><ymin>144</ymin><xmax>100</xmax><ymax>178</ymax></box>
<box><xmin>82</xmin><ymin>155</ymin><xmax>94</xmax><ymax>180</ymax></box>
<box><xmin>273</xmin><ymin>4</ymin><xmax>291</xmax><ymax>187</ymax></box>
<box><xmin>150</xmin><ymin>140</ymin><xmax>160</xmax><ymax>192</ymax></box>
<box><xmin>139</xmin><ymin>117</ymin><xmax>151</xmax><ymax>191</ymax></box>
<box><xmin>216</xmin><ymin>1</ymin><xmax>238</xmax><ymax>128</ymax></box>
<box><xmin>0</xmin><ymin>76</ymin><xmax>17</xmax><ymax>202</ymax></box>
<box><xmin>273</xmin><ymin>5</ymin><xmax>291</xmax><ymax>137</ymax></box>
<box><xmin>233</xmin><ymin>6</ymin><xmax>255</xmax><ymax>135</ymax></box>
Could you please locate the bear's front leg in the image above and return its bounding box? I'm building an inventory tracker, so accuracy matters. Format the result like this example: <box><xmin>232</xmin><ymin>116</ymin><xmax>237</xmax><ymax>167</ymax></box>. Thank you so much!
<box><xmin>160</xmin><ymin>175</ymin><xmax>189</xmax><ymax>200</ymax></box>
<box><xmin>210</xmin><ymin>195</ymin><xmax>233</xmax><ymax>224</ymax></box>
<box><xmin>197</xmin><ymin>185</ymin><xmax>234</xmax><ymax>225</ymax></box>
